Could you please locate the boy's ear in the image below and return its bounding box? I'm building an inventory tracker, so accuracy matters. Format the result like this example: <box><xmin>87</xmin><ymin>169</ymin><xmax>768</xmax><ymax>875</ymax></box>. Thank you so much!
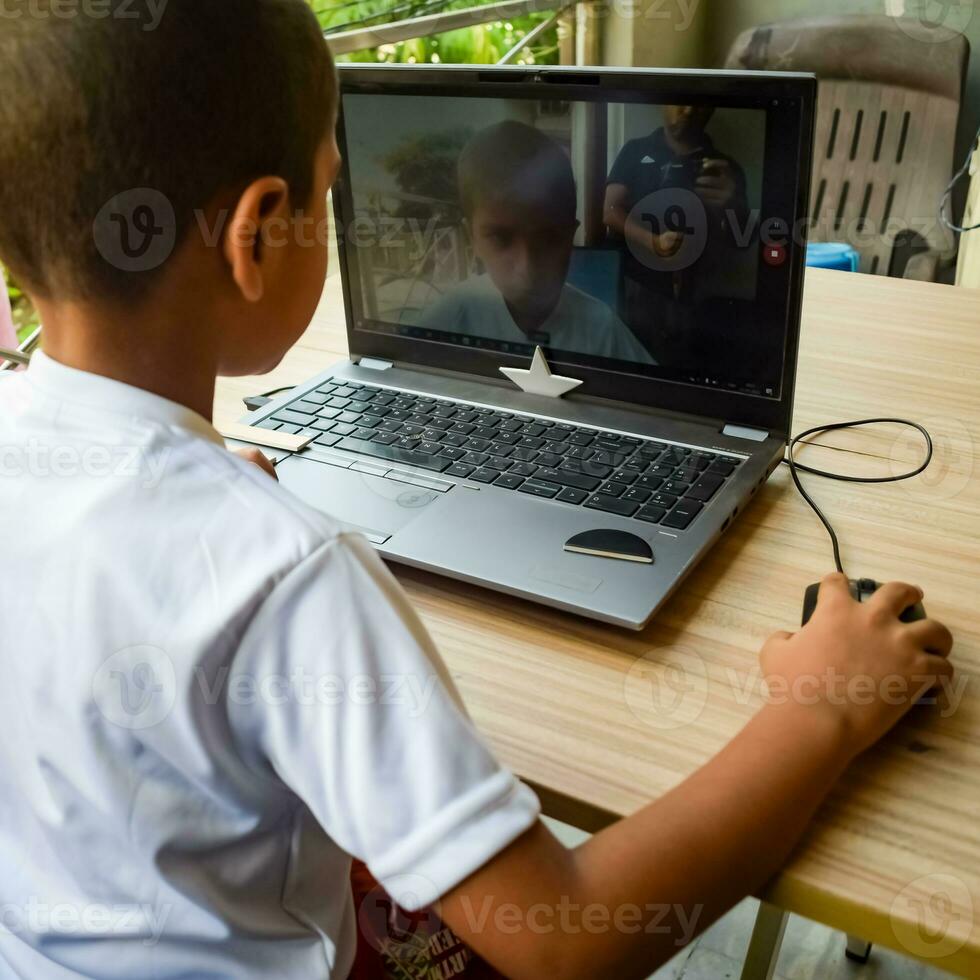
<box><xmin>223</xmin><ymin>177</ymin><xmax>291</xmax><ymax>304</ymax></box>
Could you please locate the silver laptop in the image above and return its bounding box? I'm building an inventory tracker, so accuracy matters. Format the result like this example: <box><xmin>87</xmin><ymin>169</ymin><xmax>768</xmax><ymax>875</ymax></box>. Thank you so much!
<box><xmin>241</xmin><ymin>65</ymin><xmax>816</xmax><ymax>630</ymax></box>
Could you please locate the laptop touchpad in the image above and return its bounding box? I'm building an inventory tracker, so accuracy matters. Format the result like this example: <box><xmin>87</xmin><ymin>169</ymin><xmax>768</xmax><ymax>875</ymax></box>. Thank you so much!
<box><xmin>275</xmin><ymin>455</ymin><xmax>443</xmax><ymax>540</ymax></box>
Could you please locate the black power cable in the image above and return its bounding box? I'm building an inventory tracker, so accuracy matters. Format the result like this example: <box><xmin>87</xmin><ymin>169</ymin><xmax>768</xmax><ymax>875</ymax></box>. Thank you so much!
<box><xmin>782</xmin><ymin>418</ymin><xmax>934</xmax><ymax>576</ymax></box>
<box><xmin>940</xmin><ymin>122</ymin><xmax>980</xmax><ymax>234</ymax></box>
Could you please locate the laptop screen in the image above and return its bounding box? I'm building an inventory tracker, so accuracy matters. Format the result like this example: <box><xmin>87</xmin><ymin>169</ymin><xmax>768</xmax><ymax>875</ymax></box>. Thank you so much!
<box><xmin>335</xmin><ymin>71</ymin><xmax>811</xmax><ymax>411</ymax></box>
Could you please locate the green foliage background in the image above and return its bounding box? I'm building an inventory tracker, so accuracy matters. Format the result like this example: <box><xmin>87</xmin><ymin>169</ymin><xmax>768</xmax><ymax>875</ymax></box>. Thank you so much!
<box><xmin>1</xmin><ymin>1</ymin><xmax>559</xmax><ymax>342</ymax></box>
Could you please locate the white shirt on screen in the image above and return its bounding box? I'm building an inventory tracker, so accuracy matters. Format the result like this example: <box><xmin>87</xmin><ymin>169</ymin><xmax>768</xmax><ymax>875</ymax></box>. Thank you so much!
<box><xmin>420</xmin><ymin>273</ymin><xmax>656</xmax><ymax>365</ymax></box>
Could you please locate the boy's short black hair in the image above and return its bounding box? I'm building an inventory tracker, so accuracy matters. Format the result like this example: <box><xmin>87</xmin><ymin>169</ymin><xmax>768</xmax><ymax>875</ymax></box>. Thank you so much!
<box><xmin>0</xmin><ymin>0</ymin><xmax>336</xmax><ymax>302</ymax></box>
<box><xmin>457</xmin><ymin>121</ymin><xmax>578</xmax><ymax>226</ymax></box>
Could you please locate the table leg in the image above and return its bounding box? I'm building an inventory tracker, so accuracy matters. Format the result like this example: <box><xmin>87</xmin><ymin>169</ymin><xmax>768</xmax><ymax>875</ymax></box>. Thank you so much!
<box><xmin>740</xmin><ymin>902</ymin><xmax>788</xmax><ymax>980</ymax></box>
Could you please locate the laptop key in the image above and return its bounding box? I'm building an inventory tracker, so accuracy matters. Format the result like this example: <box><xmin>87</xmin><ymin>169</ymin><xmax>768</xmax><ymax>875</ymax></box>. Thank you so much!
<box><xmin>687</xmin><ymin>474</ymin><xmax>724</xmax><ymax>502</ymax></box>
<box><xmin>636</xmin><ymin>475</ymin><xmax>664</xmax><ymax>491</ymax></box>
<box><xmin>494</xmin><ymin>474</ymin><xmax>525</xmax><ymax>490</ymax></box>
<box><xmin>708</xmin><ymin>459</ymin><xmax>737</xmax><ymax>477</ymax></box>
<box><xmin>313</xmin><ymin>433</ymin><xmax>342</xmax><ymax>448</ymax></box>
<box><xmin>439</xmin><ymin>448</ymin><xmax>466</xmax><ymax>461</ymax></box>
<box><xmin>295</xmin><ymin>399</ymin><xmax>324</xmax><ymax>414</ymax></box>
<box><xmin>469</xmin><ymin>468</ymin><xmax>498</xmax><ymax>484</ymax></box>
<box><xmin>635</xmin><ymin>505</ymin><xmax>667</xmax><ymax>524</ymax></box>
<box><xmin>662</xmin><ymin>500</ymin><xmax>704</xmax><ymax>530</ymax></box>
<box><xmin>518</xmin><ymin>480</ymin><xmax>561</xmax><ymax>499</ymax></box>
<box><xmin>598</xmin><ymin>482</ymin><xmax>626</xmax><ymax>497</ymax></box>
<box><xmin>350</xmin><ymin>428</ymin><xmax>377</xmax><ymax>441</ymax></box>
<box><xmin>446</xmin><ymin>463</ymin><xmax>474</xmax><ymax>478</ymax></box>
<box><xmin>534</xmin><ymin>467</ymin><xmax>601</xmax><ymax>492</ymax></box>
<box><xmin>509</xmin><ymin>462</ymin><xmax>538</xmax><ymax>478</ymax></box>
<box><xmin>257</xmin><ymin>419</ymin><xmax>281</xmax><ymax>431</ymax></box>
<box><xmin>275</xmin><ymin>409</ymin><xmax>316</xmax><ymax>426</ymax></box>
<box><xmin>585</xmin><ymin>494</ymin><xmax>640</xmax><ymax>518</ymax></box>
<box><xmin>312</xmin><ymin>419</ymin><xmax>336</xmax><ymax>433</ymax></box>
<box><xmin>674</xmin><ymin>465</ymin><xmax>701</xmax><ymax>483</ymax></box>
<box><xmin>622</xmin><ymin>487</ymin><xmax>652</xmax><ymax>504</ymax></box>
<box><xmin>556</xmin><ymin>487</ymin><xmax>589</xmax><ymax>505</ymax></box>
<box><xmin>333</xmin><ymin>437</ymin><xmax>452</xmax><ymax>473</ymax></box>
<box><xmin>462</xmin><ymin>451</ymin><xmax>489</xmax><ymax>466</ymax></box>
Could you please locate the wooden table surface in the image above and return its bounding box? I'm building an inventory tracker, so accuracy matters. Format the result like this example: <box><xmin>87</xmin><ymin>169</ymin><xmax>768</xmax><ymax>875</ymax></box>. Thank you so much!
<box><xmin>214</xmin><ymin>267</ymin><xmax>980</xmax><ymax>976</ymax></box>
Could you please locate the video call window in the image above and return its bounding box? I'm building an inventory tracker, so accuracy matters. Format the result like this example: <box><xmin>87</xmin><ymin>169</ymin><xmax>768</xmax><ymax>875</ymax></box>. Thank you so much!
<box><xmin>339</xmin><ymin>93</ymin><xmax>777</xmax><ymax>397</ymax></box>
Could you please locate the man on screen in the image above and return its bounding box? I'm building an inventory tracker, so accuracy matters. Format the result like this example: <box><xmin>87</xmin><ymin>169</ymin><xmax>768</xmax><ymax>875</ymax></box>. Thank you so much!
<box><xmin>420</xmin><ymin>121</ymin><xmax>654</xmax><ymax>366</ymax></box>
<box><xmin>604</xmin><ymin>105</ymin><xmax>749</xmax><ymax>365</ymax></box>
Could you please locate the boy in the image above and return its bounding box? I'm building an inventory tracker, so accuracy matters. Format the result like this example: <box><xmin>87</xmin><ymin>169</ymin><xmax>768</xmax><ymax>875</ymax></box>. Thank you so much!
<box><xmin>0</xmin><ymin>3</ymin><xmax>954</xmax><ymax>978</ymax></box>
<box><xmin>420</xmin><ymin>121</ymin><xmax>655</xmax><ymax>366</ymax></box>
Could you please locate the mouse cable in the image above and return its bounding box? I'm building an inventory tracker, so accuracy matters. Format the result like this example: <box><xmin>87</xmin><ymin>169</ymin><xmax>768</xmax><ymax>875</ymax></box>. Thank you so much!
<box><xmin>940</xmin><ymin>121</ymin><xmax>980</xmax><ymax>234</ymax></box>
<box><xmin>780</xmin><ymin>418</ymin><xmax>934</xmax><ymax>576</ymax></box>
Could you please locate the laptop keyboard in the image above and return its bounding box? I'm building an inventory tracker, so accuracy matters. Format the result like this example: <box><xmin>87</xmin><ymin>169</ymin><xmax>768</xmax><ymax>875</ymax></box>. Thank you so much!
<box><xmin>257</xmin><ymin>379</ymin><xmax>745</xmax><ymax>532</ymax></box>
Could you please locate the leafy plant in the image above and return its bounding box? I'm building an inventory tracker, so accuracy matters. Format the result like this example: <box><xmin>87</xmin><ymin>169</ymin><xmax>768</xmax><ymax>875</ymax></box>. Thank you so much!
<box><xmin>1</xmin><ymin>264</ymin><xmax>39</xmax><ymax>344</ymax></box>
<box><xmin>310</xmin><ymin>0</ymin><xmax>560</xmax><ymax>66</ymax></box>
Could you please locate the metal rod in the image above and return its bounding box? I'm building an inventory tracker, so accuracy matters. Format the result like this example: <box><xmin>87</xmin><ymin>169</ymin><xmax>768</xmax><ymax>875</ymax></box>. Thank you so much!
<box><xmin>497</xmin><ymin>2</ymin><xmax>571</xmax><ymax>64</ymax></box>
<box><xmin>326</xmin><ymin>0</ymin><xmax>563</xmax><ymax>55</ymax></box>
<box><xmin>0</xmin><ymin>347</ymin><xmax>30</xmax><ymax>368</ymax></box>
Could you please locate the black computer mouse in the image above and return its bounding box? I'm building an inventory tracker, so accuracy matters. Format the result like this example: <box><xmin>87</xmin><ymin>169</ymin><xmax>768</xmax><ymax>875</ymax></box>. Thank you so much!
<box><xmin>802</xmin><ymin>578</ymin><xmax>927</xmax><ymax>627</ymax></box>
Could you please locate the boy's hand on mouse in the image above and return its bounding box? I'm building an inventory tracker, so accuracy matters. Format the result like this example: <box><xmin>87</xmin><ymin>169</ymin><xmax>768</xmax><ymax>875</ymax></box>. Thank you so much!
<box><xmin>232</xmin><ymin>447</ymin><xmax>278</xmax><ymax>481</ymax></box>
<box><xmin>759</xmin><ymin>573</ymin><xmax>953</xmax><ymax>758</ymax></box>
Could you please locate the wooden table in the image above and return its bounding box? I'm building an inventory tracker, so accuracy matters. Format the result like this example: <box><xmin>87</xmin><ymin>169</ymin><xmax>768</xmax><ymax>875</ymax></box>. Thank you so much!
<box><xmin>214</xmin><ymin>267</ymin><xmax>980</xmax><ymax>978</ymax></box>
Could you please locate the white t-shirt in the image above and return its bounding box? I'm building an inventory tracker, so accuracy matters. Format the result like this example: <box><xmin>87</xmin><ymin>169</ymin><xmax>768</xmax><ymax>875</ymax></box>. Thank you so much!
<box><xmin>0</xmin><ymin>352</ymin><xmax>539</xmax><ymax>979</ymax></box>
<box><xmin>420</xmin><ymin>274</ymin><xmax>656</xmax><ymax>365</ymax></box>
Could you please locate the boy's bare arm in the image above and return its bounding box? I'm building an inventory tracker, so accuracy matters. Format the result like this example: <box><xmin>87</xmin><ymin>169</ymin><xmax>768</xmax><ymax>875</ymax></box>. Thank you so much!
<box><xmin>440</xmin><ymin>575</ymin><xmax>954</xmax><ymax>980</ymax></box>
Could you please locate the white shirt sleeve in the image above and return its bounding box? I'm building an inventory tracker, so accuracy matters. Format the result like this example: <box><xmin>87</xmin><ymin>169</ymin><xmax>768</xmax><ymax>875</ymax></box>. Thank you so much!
<box><xmin>226</xmin><ymin>532</ymin><xmax>540</xmax><ymax>910</ymax></box>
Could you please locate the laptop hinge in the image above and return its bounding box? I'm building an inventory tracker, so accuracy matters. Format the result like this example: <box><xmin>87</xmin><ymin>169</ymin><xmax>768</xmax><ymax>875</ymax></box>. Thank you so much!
<box><xmin>722</xmin><ymin>424</ymin><xmax>770</xmax><ymax>443</ymax></box>
<box><xmin>357</xmin><ymin>357</ymin><xmax>395</xmax><ymax>371</ymax></box>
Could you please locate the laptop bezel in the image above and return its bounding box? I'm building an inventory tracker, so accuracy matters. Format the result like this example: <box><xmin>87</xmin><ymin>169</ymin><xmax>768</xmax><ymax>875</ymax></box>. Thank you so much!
<box><xmin>331</xmin><ymin>64</ymin><xmax>816</xmax><ymax>438</ymax></box>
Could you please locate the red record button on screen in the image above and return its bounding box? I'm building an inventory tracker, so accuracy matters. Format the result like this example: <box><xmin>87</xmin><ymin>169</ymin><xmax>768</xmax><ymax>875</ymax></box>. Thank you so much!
<box><xmin>763</xmin><ymin>243</ymin><xmax>787</xmax><ymax>267</ymax></box>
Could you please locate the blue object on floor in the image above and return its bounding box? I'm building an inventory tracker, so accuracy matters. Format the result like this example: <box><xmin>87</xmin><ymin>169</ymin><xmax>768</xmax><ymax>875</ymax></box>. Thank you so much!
<box><xmin>806</xmin><ymin>242</ymin><xmax>861</xmax><ymax>272</ymax></box>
